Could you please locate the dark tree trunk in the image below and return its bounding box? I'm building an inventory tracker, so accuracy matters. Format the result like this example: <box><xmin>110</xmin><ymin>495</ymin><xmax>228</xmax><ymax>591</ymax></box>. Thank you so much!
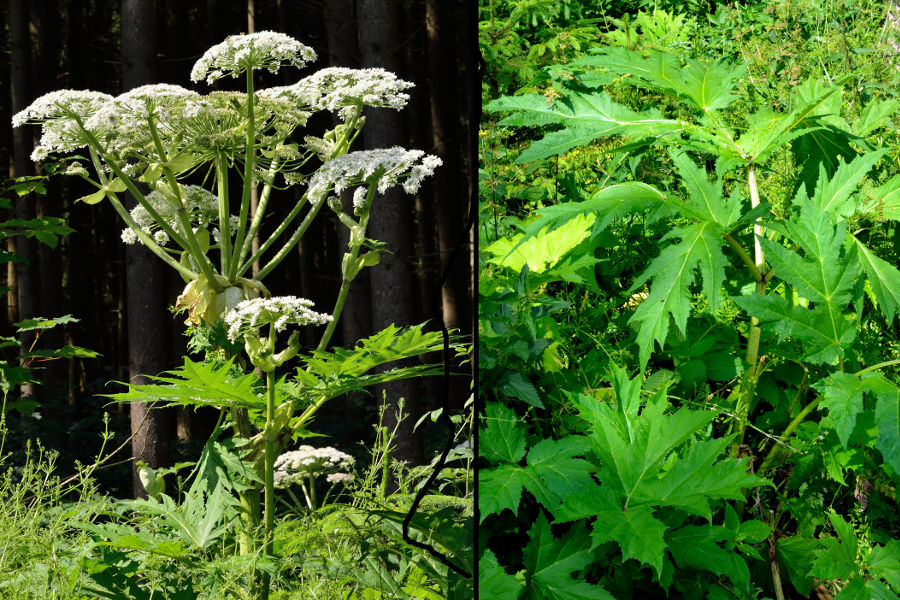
<box><xmin>323</xmin><ymin>0</ymin><xmax>371</xmax><ymax>352</ymax></box>
<box><xmin>31</xmin><ymin>0</ymin><xmax>67</xmax><ymax>407</ymax></box>
<box><xmin>9</xmin><ymin>0</ymin><xmax>38</xmax><ymax>400</ymax></box>
<box><xmin>358</xmin><ymin>0</ymin><xmax>423</xmax><ymax>468</ymax></box>
<box><xmin>122</xmin><ymin>0</ymin><xmax>174</xmax><ymax>499</ymax></box>
<box><xmin>426</xmin><ymin>0</ymin><xmax>475</xmax><ymax>412</ymax></box>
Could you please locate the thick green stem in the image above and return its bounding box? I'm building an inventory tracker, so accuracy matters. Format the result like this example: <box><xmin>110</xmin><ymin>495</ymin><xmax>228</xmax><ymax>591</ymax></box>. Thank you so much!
<box><xmin>229</xmin><ymin>70</ymin><xmax>257</xmax><ymax>281</ymax></box>
<box><xmin>733</xmin><ymin>164</ymin><xmax>767</xmax><ymax>455</ymax></box>
<box><xmin>146</xmin><ymin>119</ymin><xmax>222</xmax><ymax>290</ymax></box>
<box><xmin>238</xmin><ymin>156</ymin><xmax>281</xmax><ymax>269</ymax></box>
<box><xmin>757</xmin><ymin>398</ymin><xmax>820</xmax><ymax>477</ymax></box>
<box><xmin>216</xmin><ymin>153</ymin><xmax>233</xmax><ymax>275</ymax></box>
<box><xmin>264</xmin><ymin>365</ymin><xmax>276</xmax><ymax>557</ymax></box>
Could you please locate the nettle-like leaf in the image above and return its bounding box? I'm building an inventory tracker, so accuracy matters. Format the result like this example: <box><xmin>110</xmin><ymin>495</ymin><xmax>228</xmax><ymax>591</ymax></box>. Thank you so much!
<box><xmin>486</xmin><ymin>89</ymin><xmax>683</xmax><ymax>164</ymax></box>
<box><xmin>521</xmin><ymin>515</ymin><xmax>615</xmax><ymax>600</ymax></box>
<box><xmin>479</xmin><ymin>402</ymin><xmax>595</xmax><ymax>521</ymax></box>
<box><xmin>553</xmin><ymin>368</ymin><xmax>762</xmax><ymax>578</ymax></box>
<box><xmin>733</xmin><ymin>201</ymin><xmax>860</xmax><ymax>364</ymax></box>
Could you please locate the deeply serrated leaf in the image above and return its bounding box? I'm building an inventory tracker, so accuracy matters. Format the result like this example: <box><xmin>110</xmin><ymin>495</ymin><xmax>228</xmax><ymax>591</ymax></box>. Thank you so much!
<box><xmin>628</xmin><ymin>222</ymin><xmax>728</xmax><ymax>367</ymax></box>
<box><xmin>487</xmin><ymin>90</ymin><xmax>682</xmax><ymax>164</ymax></box>
<box><xmin>807</xmin><ymin>151</ymin><xmax>884</xmax><ymax>218</ymax></box>
<box><xmin>814</xmin><ymin>372</ymin><xmax>869</xmax><ymax>449</ymax></box>
<box><xmin>486</xmin><ymin>213</ymin><xmax>596</xmax><ymax>273</ymax></box>
<box><xmin>523</xmin><ymin>516</ymin><xmax>614</xmax><ymax>600</ymax></box>
<box><xmin>852</xmin><ymin>236</ymin><xmax>900</xmax><ymax>322</ymax></box>
<box><xmin>576</xmin><ymin>47</ymin><xmax>745</xmax><ymax>114</ymax></box>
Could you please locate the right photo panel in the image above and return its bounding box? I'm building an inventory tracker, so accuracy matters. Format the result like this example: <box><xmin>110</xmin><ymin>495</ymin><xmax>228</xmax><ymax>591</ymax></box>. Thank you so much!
<box><xmin>478</xmin><ymin>1</ymin><xmax>900</xmax><ymax>598</ymax></box>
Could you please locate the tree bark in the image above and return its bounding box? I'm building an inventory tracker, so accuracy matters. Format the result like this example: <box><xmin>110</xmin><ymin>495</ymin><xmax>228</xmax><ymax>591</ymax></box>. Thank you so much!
<box><xmin>426</xmin><ymin>0</ymin><xmax>475</xmax><ymax>412</ymax></box>
<box><xmin>9</xmin><ymin>0</ymin><xmax>38</xmax><ymax>401</ymax></box>
<box><xmin>358</xmin><ymin>0</ymin><xmax>423</xmax><ymax>468</ymax></box>
<box><xmin>122</xmin><ymin>0</ymin><xmax>174</xmax><ymax>499</ymax></box>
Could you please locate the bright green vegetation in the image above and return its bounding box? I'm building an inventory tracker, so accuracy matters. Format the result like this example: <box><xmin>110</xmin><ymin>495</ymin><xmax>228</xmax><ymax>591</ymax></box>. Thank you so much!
<box><xmin>480</xmin><ymin>1</ymin><xmax>900</xmax><ymax>598</ymax></box>
<box><xmin>0</xmin><ymin>396</ymin><xmax>473</xmax><ymax>599</ymax></box>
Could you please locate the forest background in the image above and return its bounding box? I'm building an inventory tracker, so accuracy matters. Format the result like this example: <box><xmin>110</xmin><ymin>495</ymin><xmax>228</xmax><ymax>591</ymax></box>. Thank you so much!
<box><xmin>0</xmin><ymin>0</ymin><xmax>476</xmax><ymax>499</ymax></box>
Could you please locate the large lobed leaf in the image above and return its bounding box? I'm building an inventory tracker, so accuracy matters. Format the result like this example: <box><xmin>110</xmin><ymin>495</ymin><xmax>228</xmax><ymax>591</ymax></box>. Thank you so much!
<box><xmin>486</xmin><ymin>89</ymin><xmax>683</xmax><ymax>163</ymax></box>
<box><xmin>553</xmin><ymin>368</ymin><xmax>762</xmax><ymax>578</ymax></box>
<box><xmin>573</xmin><ymin>47</ymin><xmax>746</xmax><ymax>114</ymax></box>
<box><xmin>479</xmin><ymin>402</ymin><xmax>595</xmax><ymax>521</ymax></box>
<box><xmin>628</xmin><ymin>221</ymin><xmax>729</xmax><ymax>367</ymax></box>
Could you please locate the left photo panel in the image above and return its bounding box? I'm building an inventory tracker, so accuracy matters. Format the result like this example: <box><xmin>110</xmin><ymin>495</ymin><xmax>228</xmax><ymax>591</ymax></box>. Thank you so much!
<box><xmin>1</xmin><ymin>0</ymin><xmax>476</xmax><ymax>597</ymax></box>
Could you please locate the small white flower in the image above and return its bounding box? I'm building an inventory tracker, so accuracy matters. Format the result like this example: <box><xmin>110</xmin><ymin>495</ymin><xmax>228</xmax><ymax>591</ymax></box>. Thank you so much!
<box><xmin>223</xmin><ymin>296</ymin><xmax>332</xmax><ymax>342</ymax></box>
<box><xmin>121</xmin><ymin>228</ymin><xmax>139</xmax><ymax>245</ymax></box>
<box><xmin>120</xmin><ymin>184</ymin><xmax>229</xmax><ymax>247</ymax></box>
<box><xmin>191</xmin><ymin>32</ymin><xmax>317</xmax><ymax>84</ymax></box>
<box><xmin>307</xmin><ymin>148</ymin><xmax>441</xmax><ymax>208</ymax></box>
<box><xmin>326</xmin><ymin>472</ymin><xmax>353</xmax><ymax>484</ymax></box>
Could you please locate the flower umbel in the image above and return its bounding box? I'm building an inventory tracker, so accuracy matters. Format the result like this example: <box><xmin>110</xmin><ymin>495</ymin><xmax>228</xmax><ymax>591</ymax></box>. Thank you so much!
<box><xmin>11</xmin><ymin>90</ymin><xmax>114</xmax><ymax>161</ymax></box>
<box><xmin>191</xmin><ymin>31</ymin><xmax>317</xmax><ymax>84</ymax></box>
<box><xmin>273</xmin><ymin>445</ymin><xmax>355</xmax><ymax>489</ymax></box>
<box><xmin>259</xmin><ymin>67</ymin><xmax>412</xmax><ymax>119</ymax></box>
<box><xmin>224</xmin><ymin>296</ymin><xmax>332</xmax><ymax>343</ymax></box>
<box><xmin>307</xmin><ymin>148</ymin><xmax>442</xmax><ymax>210</ymax></box>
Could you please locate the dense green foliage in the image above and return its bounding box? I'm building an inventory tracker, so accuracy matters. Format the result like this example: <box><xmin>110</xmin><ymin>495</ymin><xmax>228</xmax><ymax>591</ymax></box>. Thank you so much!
<box><xmin>480</xmin><ymin>1</ymin><xmax>900</xmax><ymax>598</ymax></box>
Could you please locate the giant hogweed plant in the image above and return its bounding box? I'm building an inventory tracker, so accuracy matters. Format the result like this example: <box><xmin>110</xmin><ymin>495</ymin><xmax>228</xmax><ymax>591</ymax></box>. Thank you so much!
<box><xmin>482</xmin><ymin>46</ymin><xmax>900</xmax><ymax>597</ymax></box>
<box><xmin>13</xmin><ymin>31</ymin><xmax>456</xmax><ymax>598</ymax></box>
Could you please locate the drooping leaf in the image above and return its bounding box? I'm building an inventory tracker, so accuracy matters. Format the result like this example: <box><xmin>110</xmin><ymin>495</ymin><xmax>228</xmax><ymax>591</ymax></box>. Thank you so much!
<box><xmin>788</xmin><ymin>77</ymin><xmax>857</xmax><ymax>194</ymax></box>
<box><xmin>810</xmin><ymin>511</ymin><xmax>858</xmax><ymax>580</ymax></box>
<box><xmin>851</xmin><ymin>235</ymin><xmax>900</xmax><ymax>322</ymax></box>
<box><xmin>870</xmin><ymin>382</ymin><xmax>900</xmax><ymax>475</ymax></box>
<box><xmin>628</xmin><ymin>221</ymin><xmax>729</xmax><ymax>367</ymax></box>
<box><xmin>666</xmin><ymin>524</ymin><xmax>750</xmax><ymax>592</ymax></box>
<box><xmin>486</xmin><ymin>90</ymin><xmax>682</xmax><ymax>164</ymax></box>
<box><xmin>814</xmin><ymin>371</ymin><xmax>870</xmax><ymax>449</ymax></box>
<box><xmin>481</xmin><ymin>402</ymin><xmax>527</xmax><ymax>464</ymax></box>
<box><xmin>499</xmin><ymin>371</ymin><xmax>544</xmax><ymax>408</ymax></box>
<box><xmin>777</xmin><ymin>536</ymin><xmax>818</xmax><ymax>597</ymax></box>
<box><xmin>574</xmin><ymin>47</ymin><xmax>745</xmax><ymax>114</ymax></box>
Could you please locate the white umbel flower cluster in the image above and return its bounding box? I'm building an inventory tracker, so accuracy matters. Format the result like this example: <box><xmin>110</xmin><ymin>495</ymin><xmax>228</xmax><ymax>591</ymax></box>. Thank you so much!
<box><xmin>191</xmin><ymin>31</ymin><xmax>317</xmax><ymax>84</ymax></box>
<box><xmin>224</xmin><ymin>296</ymin><xmax>332</xmax><ymax>342</ymax></box>
<box><xmin>307</xmin><ymin>148</ymin><xmax>441</xmax><ymax>210</ymax></box>
<box><xmin>11</xmin><ymin>90</ymin><xmax>113</xmax><ymax>161</ymax></box>
<box><xmin>259</xmin><ymin>67</ymin><xmax>412</xmax><ymax>118</ymax></box>
<box><xmin>120</xmin><ymin>185</ymin><xmax>224</xmax><ymax>246</ymax></box>
<box><xmin>85</xmin><ymin>84</ymin><xmax>200</xmax><ymax>154</ymax></box>
<box><xmin>273</xmin><ymin>445</ymin><xmax>354</xmax><ymax>489</ymax></box>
